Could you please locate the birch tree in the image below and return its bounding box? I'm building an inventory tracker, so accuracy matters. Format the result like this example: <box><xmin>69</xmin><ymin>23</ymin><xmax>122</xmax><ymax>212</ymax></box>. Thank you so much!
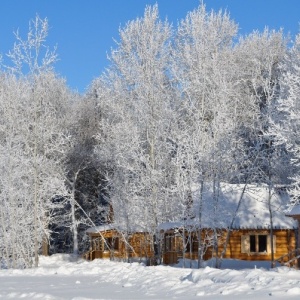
<box><xmin>0</xmin><ymin>16</ymin><xmax>71</xmax><ymax>268</ymax></box>
<box><xmin>235</xmin><ymin>29</ymin><xmax>287</xmax><ymax>268</ymax></box>
<box><xmin>93</xmin><ymin>5</ymin><xmax>176</xmax><ymax>262</ymax></box>
<box><xmin>0</xmin><ymin>75</ymin><xmax>34</xmax><ymax>268</ymax></box>
<box><xmin>170</xmin><ymin>3</ymin><xmax>242</xmax><ymax>268</ymax></box>
<box><xmin>269</xmin><ymin>33</ymin><xmax>300</xmax><ymax>209</ymax></box>
<box><xmin>59</xmin><ymin>92</ymin><xmax>110</xmax><ymax>255</ymax></box>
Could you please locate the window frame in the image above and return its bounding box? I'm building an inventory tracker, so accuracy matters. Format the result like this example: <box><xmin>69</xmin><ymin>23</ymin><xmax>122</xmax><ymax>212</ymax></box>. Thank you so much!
<box><xmin>241</xmin><ymin>233</ymin><xmax>276</xmax><ymax>255</ymax></box>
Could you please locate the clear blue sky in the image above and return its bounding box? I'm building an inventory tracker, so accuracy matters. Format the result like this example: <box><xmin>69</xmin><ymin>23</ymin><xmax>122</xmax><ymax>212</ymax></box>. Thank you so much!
<box><xmin>0</xmin><ymin>0</ymin><xmax>299</xmax><ymax>93</ymax></box>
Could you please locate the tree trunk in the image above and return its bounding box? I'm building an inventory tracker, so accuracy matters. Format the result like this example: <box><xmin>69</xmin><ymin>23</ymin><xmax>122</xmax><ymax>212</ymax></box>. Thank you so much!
<box><xmin>71</xmin><ymin>183</ymin><xmax>79</xmax><ymax>256</ymax></box>
<box><xmin>268</xmin><ymin>184</ymin><xmax>275</xmax><ymax>268</ymax></box>
<box><xmin>197</xmin><ymin>179</ymin><xmax>204</xmax><ymax>268</ymax></box>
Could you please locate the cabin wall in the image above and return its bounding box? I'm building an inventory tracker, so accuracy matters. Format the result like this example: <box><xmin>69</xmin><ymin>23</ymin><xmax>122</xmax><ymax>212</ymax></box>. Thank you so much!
<box><xmin>87</xmin><ymin>230</ymin><xmax>154</xmax><ymax>262</ymax></box>
<box><xmin>162</xmin><ymin>229</ymin><xmax>296</xmax><ymax>264</ymax></box>
<box><xmin>126</xmin><ymin>233</ymin><xmax>154</xmax><ymax>259</ymax></box>
<box><xmin>87</xmin><ymin>228</ymin><xmax>296</xmax><ymax>265</ymax></box>
<box><xmin>211</xmin><ymin>229</ymin><xmax>296</xmax><ymax>261</ymax></box>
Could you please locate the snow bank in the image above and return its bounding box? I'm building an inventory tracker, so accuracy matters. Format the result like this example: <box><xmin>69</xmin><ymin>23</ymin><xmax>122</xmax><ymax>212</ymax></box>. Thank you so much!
<box><xmin>1</xmin><ymin>254</ymin><xmax>300</xmax><ymax>299</ymax></box>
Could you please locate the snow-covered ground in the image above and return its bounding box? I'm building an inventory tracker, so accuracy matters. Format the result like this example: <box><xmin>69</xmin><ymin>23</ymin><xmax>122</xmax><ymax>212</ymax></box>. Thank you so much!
<box><xmin>0</xmin><ymin>255</ymin><xmax>300</xmax><ymax>299</ymax></box>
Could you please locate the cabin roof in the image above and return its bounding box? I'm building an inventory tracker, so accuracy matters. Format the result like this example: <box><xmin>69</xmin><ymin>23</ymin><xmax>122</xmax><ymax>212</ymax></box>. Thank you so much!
<box><xmin>159</xmin><ymin>183</ymin><xmax>297</xmax><ymax>231</ymax></box>
<box><xmin>86</xmin><ymin>224</ymin><xmax>115</xmax><ymax>234</ymax></box>
<box><xmin>86</xmin><ymin>223</ymin><xmax>148</xmax><ymax>234</ymax></box>
<box><xmin>286</xmin><ymin>205</ymin><xmax>300</xmax><ymax>218</ymax></box>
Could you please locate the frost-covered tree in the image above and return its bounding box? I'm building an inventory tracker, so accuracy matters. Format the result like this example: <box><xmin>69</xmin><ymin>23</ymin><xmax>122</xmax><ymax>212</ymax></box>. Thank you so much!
<box><xmin>234</xmin><ymin>29</ymin><xmax>287</xmax><ymax>183</ymax></box>
<box><xmin>235</xmin><ymin>29</ymin><xmax>287</xmax><ymax>267</ymax></box>
<box><xmin>0</xmin><ymin>16</ymin><xmax>71</xmax><ymax>268</ymax></box>
<box><xmin>269</xmin><ymin>33</ymin><xmax>300</xmax><ymax>210</ymax></box>
<box><xmin>170</xmin><ymin>3</ymin><xmax>245</xmax><ymax>268</ymax></box>
<box><xmin>93</xmin><ymin>5</ymin><xmax>176</xmax><ymax>261</ymax></box>
<box><xmin>55</xmin><ymin>91</ymin><xmax>111</xmax><ymax>255</ymax></box>
<box><xmin>0</xmin><ymin>75</ymin><xmax>35</xmax><ymax>268</ymax></box>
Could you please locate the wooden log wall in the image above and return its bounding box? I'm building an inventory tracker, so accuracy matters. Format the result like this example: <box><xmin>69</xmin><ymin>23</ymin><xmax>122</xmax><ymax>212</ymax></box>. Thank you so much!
<box><xmin>162</xmin><ymin>229</ymin><xmax>296</xmax><ymax>264</ymax></box>
<box><xmin>88</xmin><ymin>230</ymin><xmax>154</xmax><ymax>261</ymax></box>
<box><xmin>204</xmin><ymin>229</ymin><xmax>296</xmax><ymax>261</ymax></box>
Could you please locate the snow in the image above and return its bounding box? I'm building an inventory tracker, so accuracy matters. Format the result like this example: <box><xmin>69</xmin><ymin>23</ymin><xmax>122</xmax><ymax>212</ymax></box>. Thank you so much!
<box><xmin>1</xmin><ymin>254</ymin><xmax>300</xmax><ymax>299</ymax></box>
<box><xmin>88</xmin><ymin>184</ymin><xmax>296</xmax><ymax>237</ymax></box>
<box><xmin>87</xmin><ymin>223</ymin><xmax>150</xmax><ymax>234</ymax></box>
<box><xmin>159</xmin><ymin>183</ymin><xmax>296</xmax><ymax>231</ymax></box>
<box><xmin>86</xmin><ymin>224</ymin><xmax>116</xmax><ymax>234</ymax></box>
<box><xmin>287</xmin><ymin>205</ymin><xmax>300</xmax><ymax>217</ymax></box>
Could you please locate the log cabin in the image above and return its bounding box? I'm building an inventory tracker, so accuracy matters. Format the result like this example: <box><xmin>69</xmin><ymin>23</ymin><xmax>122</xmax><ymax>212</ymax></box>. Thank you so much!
<box><xmin>84</xmin><ymin>224</ymin><xmax>155</xmax><ymax>264</ymax></box>
<box><xmin>159</xmin><ymin>184</ymin><xmax>298</xmax><ymax>266</ymax></box>
<box><xmin>84</xmin><ymin>183</ymin><xmax>299</xmax><ymax>268</ymax></box>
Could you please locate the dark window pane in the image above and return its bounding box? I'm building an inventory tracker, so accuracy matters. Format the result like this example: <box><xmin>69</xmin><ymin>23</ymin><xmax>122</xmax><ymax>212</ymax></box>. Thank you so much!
<box><xmin>185</xmin><ymin>236</ymin><xmax>191</xmax><ymax>252</ymax></box>
<box><xmin>250</xmin><ymin>235</ymin><xmax>256</xmax><ymax>252</ymax></box>
<box><xmin>113</xmin><ymin>237</ymin><xmax>119</xmax><ymax>250</ymax></box>
<box><xmin>104</xmin><ymin>237</ymin><xmax>119</xmax><ymax>251</ymax></box>
<box><xmin>165</xmin><ymin>236</ymin><xmax>172</xmax><ymax>251</ymax></box>
<box><xmin>258</xmin><ymin>235</ymin><xmax>267</xmax><ymax>252</ymax></box>
<box><xmin>104</xmin><ymin>237</ymin><xmax>111</xmax><ymax>251</ymax></box>
<box><xmin>192</xmin><ymin>241</ymin><xmax>198</xmax><ymax>252</ymax></box>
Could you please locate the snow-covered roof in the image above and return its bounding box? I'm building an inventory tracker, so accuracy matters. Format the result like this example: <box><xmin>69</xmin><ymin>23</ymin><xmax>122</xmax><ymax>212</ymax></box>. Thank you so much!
<box><xmin>86</xmin><ymin>224</ymin><xmax>116</xmax><ymax>234</ymax></box>
<box><xmin>159</xmin><ymin>183</ymin><xmax>297</xmax><ymax>231</ymax></box>
<box><xmin>86</xmin><ymin>223</ymin><xmax>149</xmax><ymax>234</ymax></box>
<box><xmin>286</xmin><ymin>205</ymin><xmax>300</xmax><ymax>218</ymax></box>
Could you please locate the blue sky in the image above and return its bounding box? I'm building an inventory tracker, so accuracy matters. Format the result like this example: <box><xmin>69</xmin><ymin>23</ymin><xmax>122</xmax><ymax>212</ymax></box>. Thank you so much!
<box><xmin>0</xmin><ymin>0</ymin><xmax>300</xmax><ymax>93</ymax></box>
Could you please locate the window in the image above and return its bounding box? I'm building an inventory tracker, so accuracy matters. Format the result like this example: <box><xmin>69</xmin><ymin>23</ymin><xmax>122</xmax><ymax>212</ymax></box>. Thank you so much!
<box><xmin>164</xmin><ymin>234</ymin><xmax>184</xmax><ymax>252</ymax></box>
<box><xmin>92</xmin><ymin>237</ymin><xmax>102</xmax><ymax>251</ymax></box>
<box><xmin>249</xmin><ymin>235</ymin><xmax>267</xmax><ymax>253</ymax></box>
<box><xmin>250</xmin><ymin>235</ymin><xmax>256</xmax><ymax>252</ymax></box>
<box><xmin>258</xmin><ymin>235</ymin><xmax>267</xmax><ymax>252</ymax></box>
<box><xmin>165</xmin><ymin>235</ymin><xmax>173</xmax><ymax>251</ymax></box>
<box><xmin>241</xmin><ymin>234</ymin><xmax>276</xmax><ymax>254</ymax></box>
<box><xmin>185</xmin><ymin>236</ymin><xmax>198</xmax><ymax>252</ymax></box>
<box><xmin>104</xmin><ymin>237</ymin><xmax>119</xmax><ymax>251</ymax></box>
